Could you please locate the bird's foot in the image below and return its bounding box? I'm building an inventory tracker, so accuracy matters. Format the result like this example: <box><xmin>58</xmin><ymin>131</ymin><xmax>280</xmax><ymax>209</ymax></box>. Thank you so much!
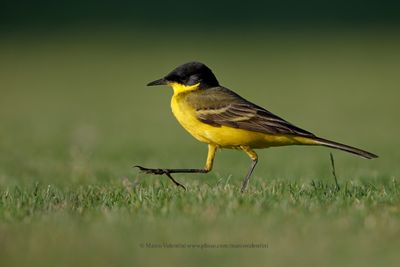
<box><xmin>134</xmin><ymin>165</ymin><xmax>169</xmax><ymax>175</ymax></box>
<box><xmin>134</xmin><ymin>165</ymin><xmax>186</xmax><ymax>190</ymax></box>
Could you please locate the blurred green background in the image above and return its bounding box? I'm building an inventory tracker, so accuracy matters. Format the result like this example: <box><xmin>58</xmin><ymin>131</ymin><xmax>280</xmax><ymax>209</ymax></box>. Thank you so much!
<box><xmin>1</xmin><ymin>1</ymin><xmax>400</xmax><ymax>267</ymax></box>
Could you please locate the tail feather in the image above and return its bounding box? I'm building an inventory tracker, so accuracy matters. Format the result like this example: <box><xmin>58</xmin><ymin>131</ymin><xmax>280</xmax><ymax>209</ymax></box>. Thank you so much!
<box><xmin>313</xmin><ymin>137</ymin><xmax>378</xmax><ymax>159</ymax></box>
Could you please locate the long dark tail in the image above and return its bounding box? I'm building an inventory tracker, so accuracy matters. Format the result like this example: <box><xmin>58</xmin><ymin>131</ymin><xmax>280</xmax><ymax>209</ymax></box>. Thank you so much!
<box><xmin>313</xmin><ymin>137</ymin><xmax>378</xmax><ymax>159</ymax></box>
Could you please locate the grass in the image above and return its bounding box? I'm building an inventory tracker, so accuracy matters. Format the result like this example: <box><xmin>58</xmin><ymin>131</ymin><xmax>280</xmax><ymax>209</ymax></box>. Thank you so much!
<box><xmin>1</xmin><ymin>179</ymin><xmax>399</xmax><ymax>267</ymax></box>
<box><xmin>0</xmin><ymin>28</ymin><xmax>400</xmax><ymax>266</ymax></box>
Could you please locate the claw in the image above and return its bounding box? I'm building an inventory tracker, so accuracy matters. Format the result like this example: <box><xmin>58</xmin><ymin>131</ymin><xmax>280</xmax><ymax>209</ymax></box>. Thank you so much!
<box><xmin>134</xmin><ymin>165</ymin><xmax>165</xmax><ymax>175</ymax></box>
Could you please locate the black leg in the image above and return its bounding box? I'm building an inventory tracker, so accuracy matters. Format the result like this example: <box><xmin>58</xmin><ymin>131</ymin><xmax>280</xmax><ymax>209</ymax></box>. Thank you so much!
<box><xmin>134</xmin><ymin>145</ymin><xmax>217</xmax><ymax>189</ymax></box>
<box><xmin>134</xmin><ymin>166</ymin><xmax>209</xmax><ymax>174</ymax></box>
<box><xmin>133</xmin><ymin>166</ymin><xmax>209</xmax><ymax>190</ymax></box>
<box><xmin>240</xmin><ymin>158</ymin><xmax>258</xmax><ymax>193</ymax></box>
<box><xmin>240</xmin><ymin>146</ymin><xmax>259</xmax><ymax>193</ymax></box>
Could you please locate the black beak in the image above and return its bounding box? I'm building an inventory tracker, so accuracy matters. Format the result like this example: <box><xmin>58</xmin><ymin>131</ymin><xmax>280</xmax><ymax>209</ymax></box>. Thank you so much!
<box><xmin>147</xmin><ymin>78</ymin><xmax>167</xmax><ymax>86</ymax></box>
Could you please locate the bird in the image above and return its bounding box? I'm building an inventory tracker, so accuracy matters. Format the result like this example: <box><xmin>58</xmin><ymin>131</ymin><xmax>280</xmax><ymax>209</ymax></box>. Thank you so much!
<box><xmin>135</xmin><ymin>61</ymin><xmax>378</xmax><ymax>192</ymax></box>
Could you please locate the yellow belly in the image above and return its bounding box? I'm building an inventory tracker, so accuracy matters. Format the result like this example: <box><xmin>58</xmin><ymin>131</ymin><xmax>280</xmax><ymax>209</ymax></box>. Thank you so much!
<box><xmin>171</xmin><ymin>95</ymin><xmax>317</xmax><ymax>149</ymax></box>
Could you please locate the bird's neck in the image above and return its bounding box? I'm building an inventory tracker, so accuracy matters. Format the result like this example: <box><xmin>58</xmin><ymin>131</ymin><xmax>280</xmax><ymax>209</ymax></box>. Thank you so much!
<box><xmin>169</xmin><ymin>82</ymin><xmax>201</xmax><ymax>96</ymax></box>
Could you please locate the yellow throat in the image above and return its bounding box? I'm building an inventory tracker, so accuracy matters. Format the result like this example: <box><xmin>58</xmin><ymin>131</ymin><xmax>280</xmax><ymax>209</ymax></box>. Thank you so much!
<box><xmin>169</xmin><ymin>82</ymin><xmax>201</xmax><ymax>95</ymax></box>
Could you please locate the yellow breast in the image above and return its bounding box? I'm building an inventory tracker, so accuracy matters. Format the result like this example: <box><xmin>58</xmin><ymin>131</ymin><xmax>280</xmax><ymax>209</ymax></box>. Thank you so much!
<box><xmin>170</xmin><ymin>88</ymin><xmax>210</xmax><ymax>144</ymax></box>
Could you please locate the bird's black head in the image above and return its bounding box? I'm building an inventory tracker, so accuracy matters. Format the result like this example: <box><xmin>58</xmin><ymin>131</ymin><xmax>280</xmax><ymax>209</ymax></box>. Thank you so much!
<box><xmin>147</xmin><ymin>61</ymin><xmax>219</xmax><ymax>89</ymax></box>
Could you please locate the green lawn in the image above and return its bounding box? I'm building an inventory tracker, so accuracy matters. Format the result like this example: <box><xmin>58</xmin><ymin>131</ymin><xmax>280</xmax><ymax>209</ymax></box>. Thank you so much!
<box><xmin>0</xmin><ymin>29</ymin><xmax>399</xmax><ymax>267</ymax></box>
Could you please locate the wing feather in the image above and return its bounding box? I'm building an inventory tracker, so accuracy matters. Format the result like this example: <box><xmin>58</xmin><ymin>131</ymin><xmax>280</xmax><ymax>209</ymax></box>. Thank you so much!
<box><xmin>185</xmin><ymin>86</ymin><xmax>315</xmax><ymax>137</ymax></box>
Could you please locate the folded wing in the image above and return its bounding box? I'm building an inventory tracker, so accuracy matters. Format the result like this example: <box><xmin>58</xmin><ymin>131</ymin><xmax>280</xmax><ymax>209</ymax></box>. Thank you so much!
<box><xmin>185</xmin><ymin>86</ymin><xmax>316</xmax><ymax>138</ymax></box>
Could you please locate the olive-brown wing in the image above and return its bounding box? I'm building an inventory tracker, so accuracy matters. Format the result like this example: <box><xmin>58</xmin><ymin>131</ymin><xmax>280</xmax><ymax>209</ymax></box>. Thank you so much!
<box><xmin>185</xmin><ymin>86</ymin><xmax>315</xmax><ymax>137</ymax></box>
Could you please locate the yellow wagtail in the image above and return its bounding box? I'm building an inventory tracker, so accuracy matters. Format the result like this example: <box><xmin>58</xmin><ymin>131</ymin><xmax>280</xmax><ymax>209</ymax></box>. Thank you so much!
<box><xmin>136</xmin><ymin>61</ymin><xmax>377</xmax><ymax>192</ymax></box>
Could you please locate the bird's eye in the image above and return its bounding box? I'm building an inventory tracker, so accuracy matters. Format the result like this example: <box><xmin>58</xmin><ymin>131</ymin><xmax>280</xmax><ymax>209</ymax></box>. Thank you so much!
<box><xmin>187</xmin><ymin>75</ymin><xmax>201</xmax><ymax>85</ymax></box>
